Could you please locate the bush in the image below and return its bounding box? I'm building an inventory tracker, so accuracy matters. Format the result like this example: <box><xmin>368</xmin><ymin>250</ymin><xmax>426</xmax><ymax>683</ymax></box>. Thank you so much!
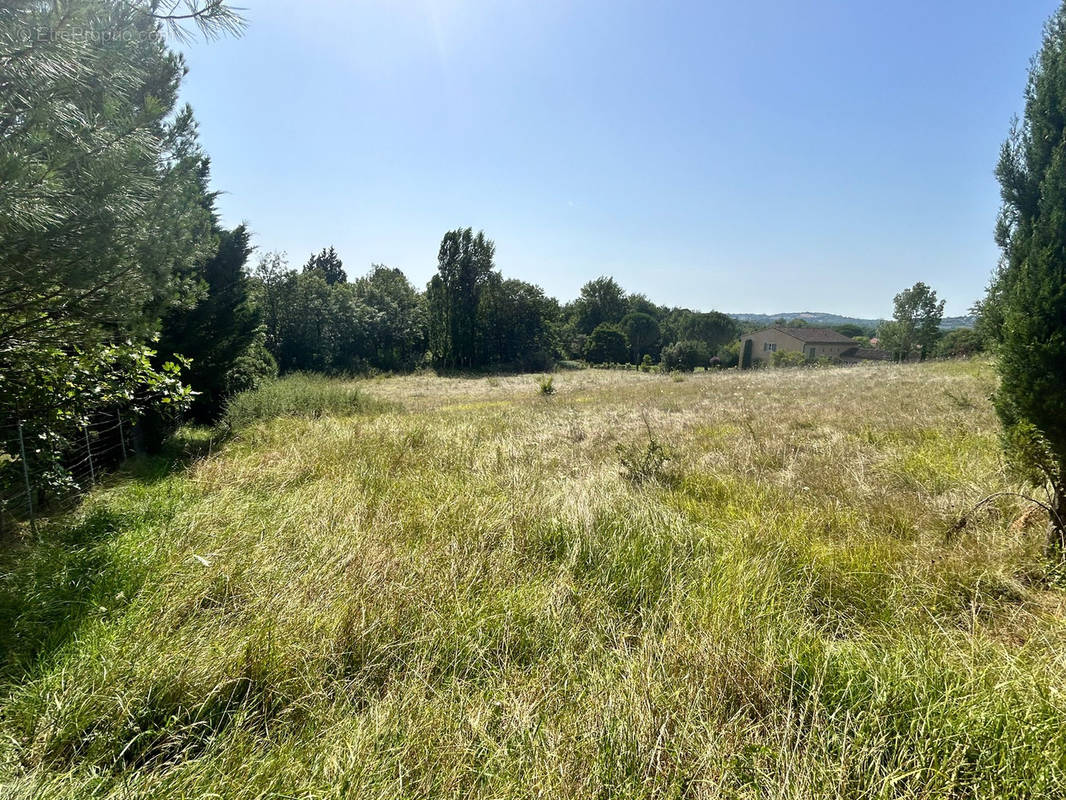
<box><xmin>537</xmin><ymin>375</ymin><xmax>555</xmax><ymax>396</ymax></box>
<box><xmin>223</xmin><ymin>337</ymin><xmax>278</xmax><ymax>398</ymax></box>
<box><xmin>771</xmin><ymin>350</ymin><xmax>807</xmax><ymax>368</ymax></box>
<box><xmin>221</xmin><ymin>374</ymin><xmax>387</xmax><ymax>432</ymax></box>
<box><xmin>717</xmin><ymin>341</ymin><xmax>740</xmax><ymax>368</ymax></box>
<box><xmin>660</xmin><ymin>340</ymin><xmax>710</xmax><ymax>372</ymax></box>
<box><xmin>936</xmin><ymin>328</ymin><xmax>985</xmax><ymax>359</ymax></box>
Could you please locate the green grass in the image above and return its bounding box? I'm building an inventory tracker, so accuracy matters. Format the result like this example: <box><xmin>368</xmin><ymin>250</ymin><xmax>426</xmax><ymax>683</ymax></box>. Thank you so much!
<box><xmin>1</xmin><ymin>359</ymin><xmax>1064</xmax><ymax>798</ymax></box>
<box><xmin>220</xmin><ymin>372</ymin><xmax>390</xmax><ymax>432</ymax></box>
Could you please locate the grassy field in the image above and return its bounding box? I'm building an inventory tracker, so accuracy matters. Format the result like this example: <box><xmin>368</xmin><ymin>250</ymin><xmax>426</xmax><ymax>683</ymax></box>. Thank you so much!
<box><xmin>2</xmin><ymin>360</ymin><xmax>1065</xmax><ymax>798</ymax></box>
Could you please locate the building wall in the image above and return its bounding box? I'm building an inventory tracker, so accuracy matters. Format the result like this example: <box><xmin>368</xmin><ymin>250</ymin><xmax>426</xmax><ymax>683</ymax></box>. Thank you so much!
<box><xmin>742</xmin><ymin>329</ymin><xmax>805</xmax><ymax>364</ymax></box>
<box><xmin>742</xmin><ymin>330</ymin><xmax>855</xmax><ymax>364</ymax></box>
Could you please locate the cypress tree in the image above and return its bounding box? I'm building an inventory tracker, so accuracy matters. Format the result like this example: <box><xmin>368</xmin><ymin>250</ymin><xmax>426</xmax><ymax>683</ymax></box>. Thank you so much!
<box><xmin>991</xmin><ymin>2</ymin><xmax>1066</xmax><ymax>552</ymax></box>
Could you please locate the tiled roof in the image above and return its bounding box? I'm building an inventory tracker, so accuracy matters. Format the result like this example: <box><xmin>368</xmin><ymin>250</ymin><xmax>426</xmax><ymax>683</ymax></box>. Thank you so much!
<box><xmin>748</xmin><ymin>326</ymin><xmax>858</xmax><ymax>344</ymax></box>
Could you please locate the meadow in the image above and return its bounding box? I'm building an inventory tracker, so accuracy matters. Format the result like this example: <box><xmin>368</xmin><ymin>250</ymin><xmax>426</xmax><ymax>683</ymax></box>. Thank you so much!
<box><xmin>1</xmin><ymin>360</ymin><xmax>1064</xmax><ymax>799</ymax></box>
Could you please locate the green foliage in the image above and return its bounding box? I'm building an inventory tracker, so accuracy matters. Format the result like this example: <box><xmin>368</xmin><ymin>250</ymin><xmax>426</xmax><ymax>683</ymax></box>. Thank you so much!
<box><xmin>303</xmin><ymin>246</ymin><xmax>346</xmax><ymax>285</ymax></box>
<box><xmin>0</xmin><ymin>342</ymin><xmax>193</xmax><ymax>496</ymax></box>
<box><xmin>354</xmin><ymin>265</ymin><xmax>427</xmax><ymax>371</ymax></box>
<box><xmin>157</xmin><ymin>226</ymin><xmax>265</xmax><ymax>421</ymax></box>
<box><xmin>771</xmin><ymin>350</ymin><xmax>808</xmax><ymax>367</ymax></box>
<box><xmin>0</xmin><ymin>1</ymin><xmax>239</xmax><ymax>357</ymax></box>
<box><xmin>572</xmin><ymin>276</ymin><xmax>628</xmax><ymax>334</ymax></box>
<box><xmin>222</xmin><ymin>333</ymin><xmax>278</xmax><ymax>398</ymax></box>
<box><xmin>878</xmin><ymin>283</ymin><xmax>945</xmax><ymax>361</ymax></box>
<box><xmin>426</xmin><ymin>228</ymin><xmax>497</xmax><ymax>369</ymax></box>
<box><xmin>220</xmin><ymin>374</ymin><xmax>385</xmax><ymax>432</ymax></box>
<box><xmin>584</xmin><ymin>324</ymin><xmax>629</xmax><ymax>364</ymax></box>
<box><xmin>477</xmin><ymin>277</ymin><xmax>557</xmax><ymax>371</ymax></box>
<box><xmin>833</xmin><ymin>323</ymin><xmax>867</xmax><ymax>339</ymax></box>
<box><xmin>935</xmin><ymin>328</ymin><xmax>984</xmax><ymax>359</ymax></box>
<box><xmin>660</xmin><ymin>340</ymin><xmax>710</xmax><ymax>371</ymax></box>
<box><xmin>990</xmin><ymin>2</ymin><xmax>1066</xmax><ymax>545</ymax></box>
<box><xmin>255</xmin><ymin>255</ymin><xmax>427</xmax><ymax>375</ymax></box>
<box><xmin>662</xmin><ymin>309</ymin><xmax>739</xmax><ymax>354</ymax></box>
<box><xmin>718</xmin><ymin>340</ymin><xmax>741</xmax><ymax>368</ymax></box>
<box><xmin>0</xmin><ymin>0</ymin><xmax>240</xmax><ymax>491</ymax></box>
<box><xmin>620</xmin><ymin>312</ymin><xmax>660</xmax><ymax>363</ymax></box>
<box><xmin>537</xmin><ymin>375</ymin><xmax>555</xmax><ymax>396</ymax></box>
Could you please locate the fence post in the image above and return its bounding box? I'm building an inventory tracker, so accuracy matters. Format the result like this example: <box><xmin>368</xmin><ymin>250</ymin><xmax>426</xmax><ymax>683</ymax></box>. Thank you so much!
<box><xmin>16</xmin><ymin>419</ymin><xmax>37</xmax><ymax>535</ymax></box>
<box><xmin>85</xmin><ymin>427</ymin><xmax>95</xmax><ymax>485</ymax></box>
<box><xmin>117</xmin><ymin>411</ymin><xmax>127</xmax><ymax>459</ymax></box>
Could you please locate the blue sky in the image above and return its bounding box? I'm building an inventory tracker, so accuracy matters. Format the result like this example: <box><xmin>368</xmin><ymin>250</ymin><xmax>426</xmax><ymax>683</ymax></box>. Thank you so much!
<box><xmin>180</xmin><ymin>0</ymin><xmax>1055</xmax><ymax>318</ymax></box>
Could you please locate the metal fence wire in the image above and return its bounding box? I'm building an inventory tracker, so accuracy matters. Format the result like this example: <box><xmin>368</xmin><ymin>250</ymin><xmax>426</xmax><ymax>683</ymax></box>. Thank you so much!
<box><xmin>0</xmin><ymin>408</ymin><xmax>137</xmax><ymax>535</ymax></box>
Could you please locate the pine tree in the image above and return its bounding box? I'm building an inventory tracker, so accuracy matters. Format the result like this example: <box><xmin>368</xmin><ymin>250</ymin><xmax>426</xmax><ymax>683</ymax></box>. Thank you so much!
<box><xmin>991</xmin><ymin>2</ymin><xmax>1066</xmax><ymax>552</ymax></box>
<box><xmin>303</xmin><ymin>246</ymin><xmax>346</xmax><ymax>285</ymax></box>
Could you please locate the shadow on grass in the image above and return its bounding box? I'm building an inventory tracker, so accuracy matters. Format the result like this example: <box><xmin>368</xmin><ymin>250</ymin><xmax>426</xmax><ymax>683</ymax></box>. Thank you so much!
<box><xmin>0</xmin><ymin>429</ymin><xmax>214</xmax><ymax>689</ymax></box>
<box><xmin>0</xmin><ymin>506</ymin><xmax>123</xmax><ymax>684</ymax></box>
<box><xmin>122</xmin><ymin>426</ymin><xmax>220</xmax><ymax>487</ymax></box>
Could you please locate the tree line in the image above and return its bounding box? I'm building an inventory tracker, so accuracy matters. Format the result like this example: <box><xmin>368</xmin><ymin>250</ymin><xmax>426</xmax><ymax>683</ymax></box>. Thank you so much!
<box><xmin>244</xmin><ymin>228</ymin><xmax>745</xmax><ymax>387</ymax></box>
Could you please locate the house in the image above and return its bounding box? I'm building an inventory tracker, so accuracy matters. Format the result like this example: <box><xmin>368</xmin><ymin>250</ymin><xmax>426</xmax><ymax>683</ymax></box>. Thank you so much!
<box><xmin>739</xmin><ymin>326</ymin><xmax>889</xmax><ymax>368</ymax></box>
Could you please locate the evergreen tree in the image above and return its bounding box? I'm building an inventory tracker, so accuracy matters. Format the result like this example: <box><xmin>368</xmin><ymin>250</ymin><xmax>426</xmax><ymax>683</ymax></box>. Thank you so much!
<box><xmin>0</xmin><ymin>0</ymin><xmax>242</xmax><ymax>445</ymax></box>
<box><xmin>303</xmin><ymin>246</ymin><xmax>346</xmax><ymax>285</ymax></box>
<box><xmin>0</xmin><ymin>1</ymin><xmax>242</xmax><ymax>358</ymax></box>
<box><xmin>990</xmin><ymin>2</ymin><xmax>1066</xmax><ymax>551</ymax></box>
<box><xmin>157</xmin><ymin>225</ymin><xmax>269</xmax><ymax>421</ymax></box>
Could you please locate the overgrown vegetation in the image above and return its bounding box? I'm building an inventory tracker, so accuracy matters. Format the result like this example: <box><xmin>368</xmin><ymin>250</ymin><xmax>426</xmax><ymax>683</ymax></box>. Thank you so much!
<box><xmin>220</xmin><ymin>374</ymin><xmax>389</xmax><ymax>432</ymax></box>
<box><xmin>2</xmin><ymin>361</ymin><xmax>1064</xmax><ymax>798</ymax></box>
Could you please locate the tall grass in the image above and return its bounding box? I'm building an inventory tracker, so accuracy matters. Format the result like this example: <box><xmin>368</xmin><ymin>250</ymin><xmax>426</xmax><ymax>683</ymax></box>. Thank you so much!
<box><xmin>220</xmin><ymin>373</ymin><xmax>389</xmax><ymax>432</ymax></box>
<box><xmin>1</xmin><ymin>359</ymin><xmax>1063</xmax><ymax>798</ymax></box>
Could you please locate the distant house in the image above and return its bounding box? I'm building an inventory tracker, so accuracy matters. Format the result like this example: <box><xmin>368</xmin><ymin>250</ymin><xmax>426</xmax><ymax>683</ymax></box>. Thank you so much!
<box><xmin>739</xmin><ymin>326</ymin><xmax>890</xmax><ymax>368</ymax></box>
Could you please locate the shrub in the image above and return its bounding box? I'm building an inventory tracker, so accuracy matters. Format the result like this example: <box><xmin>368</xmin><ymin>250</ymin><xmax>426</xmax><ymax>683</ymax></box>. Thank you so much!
<box><xmin>771</xmin><ymin>350</ymin><xmax>807</xmax><ymax>368</ymax></box>
<box><xmin>618</xmin><ymin>414</ymin><xmax>676</xmax><ymax>485</ymax></box>
<box><xmin>221</xmin><ymin>374</ymin><xmax>386</xmax><ymax>432</ymax></box>
<box><xmin>537</xmin><ymin>375</ymin><xmax>555</xmax><ymax>396</ymax></box>
<box><xmin>936</xmin><ymin>328</ymin><xmax>985</xmax><ymax>359</ymax></box>
<box><xmin>717</xmin><ymin>340</ymin><xmax>741</xmax><ymax>368</ymax></box>
<box><xmin>222</xmin><ymin>337</ymin><xmax>278</xmax><ymax>398</ymax></box>
<box><xmin>660</xmin><ymin>340</ymin><xmax>710</xmax><ymax>372</ymax></box>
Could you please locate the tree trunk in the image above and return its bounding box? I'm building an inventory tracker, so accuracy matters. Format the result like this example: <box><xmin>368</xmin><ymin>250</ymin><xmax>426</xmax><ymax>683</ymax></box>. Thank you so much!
<box><xmin>1047</xmin><ymin>484</ymin><xmax>1066</xmax><ymax>560</ymax></box>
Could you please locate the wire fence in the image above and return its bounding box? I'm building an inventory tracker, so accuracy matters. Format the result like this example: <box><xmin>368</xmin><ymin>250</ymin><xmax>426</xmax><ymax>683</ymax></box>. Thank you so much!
<box><xmin>0</xmin><ymin>408</ymin><xmax>138</xmax><ymax>535</ymax></box>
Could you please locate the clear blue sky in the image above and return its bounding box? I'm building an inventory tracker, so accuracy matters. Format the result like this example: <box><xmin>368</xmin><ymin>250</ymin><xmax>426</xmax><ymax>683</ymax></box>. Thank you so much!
<box><xmin>180</xmin><ymin>0</ymin><xmax>1056</xmax><ymax>318</ymax></box>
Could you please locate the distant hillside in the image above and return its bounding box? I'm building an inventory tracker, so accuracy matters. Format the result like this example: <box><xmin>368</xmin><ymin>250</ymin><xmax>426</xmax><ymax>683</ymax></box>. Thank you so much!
<box><xmin>729</xmin><ymin>311</ymin><xmax>976</xmax><ymax>331</ymax></box>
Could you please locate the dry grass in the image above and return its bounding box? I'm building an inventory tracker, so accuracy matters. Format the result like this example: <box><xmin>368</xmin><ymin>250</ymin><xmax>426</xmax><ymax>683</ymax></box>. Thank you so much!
<box><xmin>1</xmin><ymin>359</ymin><xmax>1064</xmax><ymax>798</ymax></box>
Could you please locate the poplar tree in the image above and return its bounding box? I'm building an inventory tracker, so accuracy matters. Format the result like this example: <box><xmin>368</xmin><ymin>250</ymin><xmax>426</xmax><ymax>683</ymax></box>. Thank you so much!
<box><xmin>426</xmin><ymin>228</ymin><xmax>496</xmax><ymax>369</ymax></box>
